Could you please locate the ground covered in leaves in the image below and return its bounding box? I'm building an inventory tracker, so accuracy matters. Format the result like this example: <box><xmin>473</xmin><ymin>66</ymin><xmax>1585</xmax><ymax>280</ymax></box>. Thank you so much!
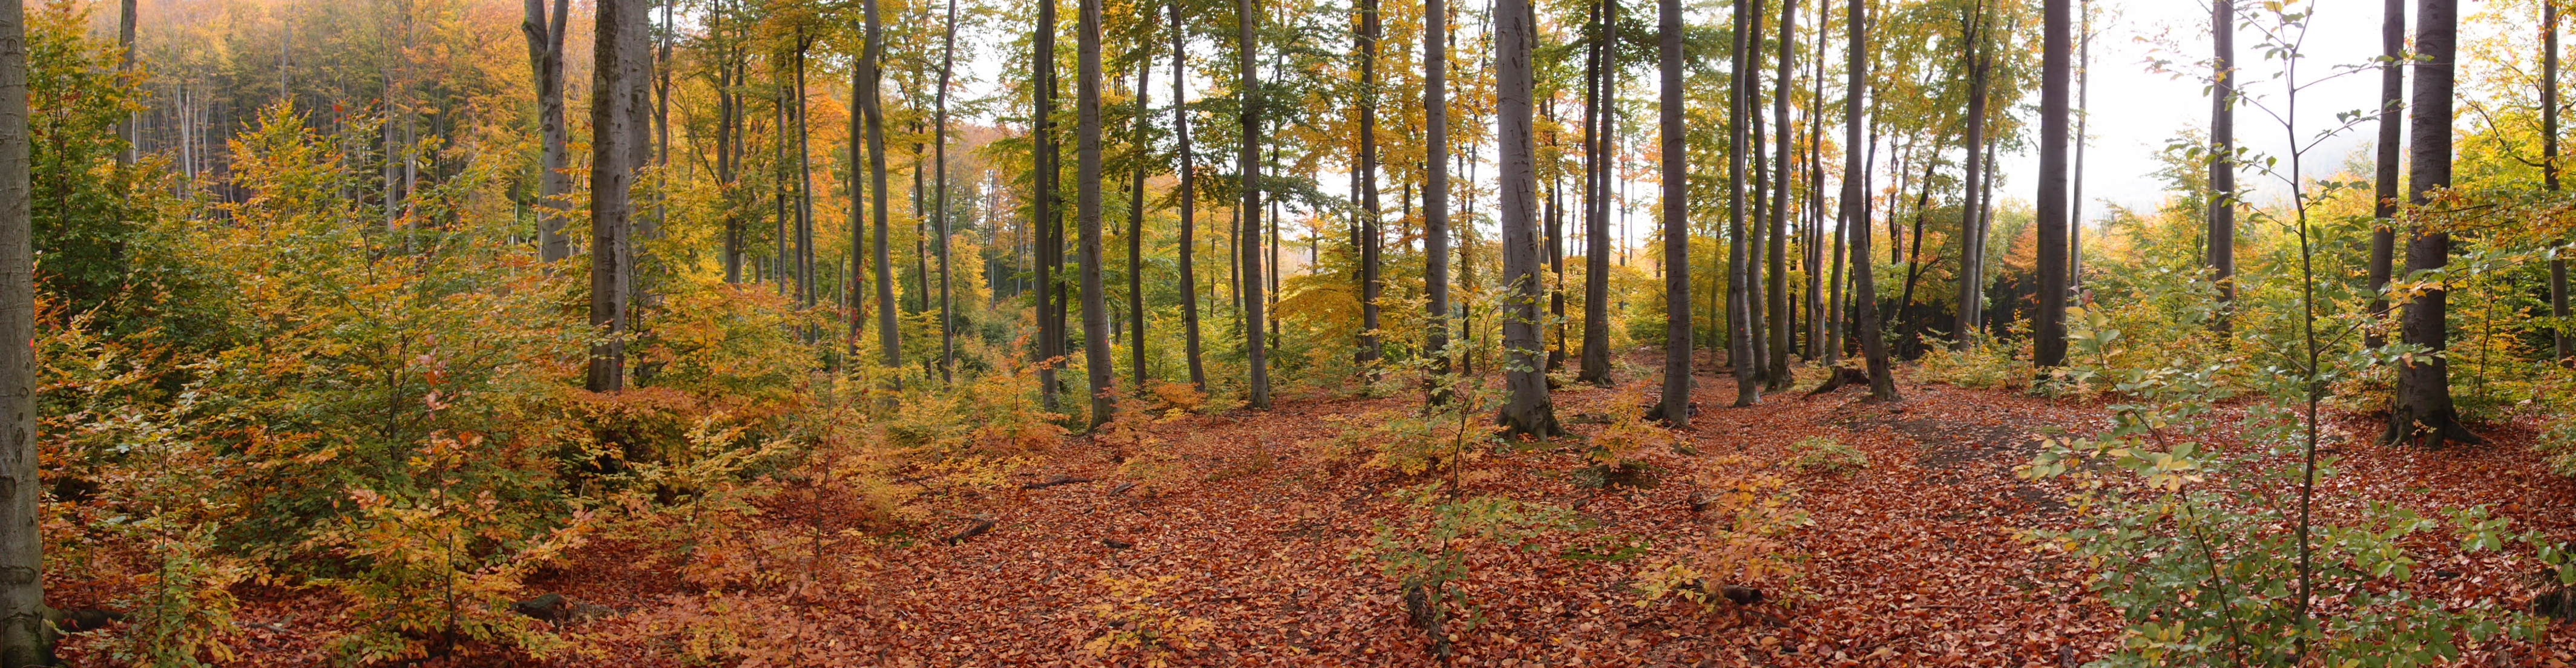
<box><xmin>85</xmin><ymin>361</ymin><xmax>2576</xmax><ymax>666</ymax></box>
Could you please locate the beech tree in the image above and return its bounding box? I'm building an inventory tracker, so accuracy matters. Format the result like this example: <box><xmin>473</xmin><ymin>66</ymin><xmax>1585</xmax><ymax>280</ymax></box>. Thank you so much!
<box><xmin>2208</xmin><ymin>0</ymin><xmax>2237</xmax><ymax>329</ymax></box>
<box><xmin>1238</xmin><ymin>0</ymin><xmax>1270</xmax><ymax>410</ymax></box>
<box><xmin>0</xmin><ymin>0</ymin><xmax>41</xmax><ymax>661</ymax></box>
<box><xmin>1496</xmin><ymin>0</ymin><xmax>1560</xmax><ymax>436</ymax></box>
<box><xmin>1079</xmin><ymin>0</ymin><xmax>1112</xmax><ymax>424</ymax></box>
<box><xmin>1652</xmin><ymin>0</ymin><xmax>1690</xmax><ymax>425</ymax></box>
<box><xmin>2386</xmin><ymin>0</ymin><xmax>2477</xmax><ymax>447</ymax></box>
<box><xmin>1425</xmin><ymin>0</ymin><xmax>1454</xmax><ymax>389</ymax></box>
<box><xmin>589</xmin><ymin>0</ymin><xmax>650</xmax><ymax>393</ymax></box>
<box><xmin>1174</xmin><ymin>1</ymin><xmax>1208</xmax><ymax>390</ymax></box>
<box><xmin>2365</xmin><ymin>0</ymin><xmax>2402</xmax><ymax>351</ymax></box>
<box><xmin>521</xmin><ymin>0</ymin><xmax>571</xmax><ymax>263</ymax></box>
<box><xmin>2032</xmin><ymin>0</ymin><xmax>2069</xmax><ymax>368</ymax></box>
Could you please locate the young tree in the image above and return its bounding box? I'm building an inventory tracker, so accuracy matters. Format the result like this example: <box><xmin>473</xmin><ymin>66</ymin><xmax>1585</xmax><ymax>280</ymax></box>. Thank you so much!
<box><xmin>2386</xmin><ymin>0</ymin><xmax>2477</xmax><ymax>447</ymax></box>
<box><xmin>2365</xmin><ymin>0</ymin><xmax>2402</xmax><ymax>350</ymax></box>
<box><xmin>1238</xmin><ymin>0</ymin><xmax>1271</xmax><ymax>409</ymax></box>
<box><xmin>936</xmin><ymin>0</ymin><xmax>958</xmax><ymax>382</ymax></box>
<box><xmin>2208</xmin><ymin>0</ymin><xmax>2237</xmax><ymax>328</ymax></box>
<box><xmin>1497</xmin><ymin>0</ymin><xmax>1561</xmax><ymax>437</ymax></box>
<box><xmin>1652</xmin><ymin>0</ymin><xmax>1691</xmax><ymax>425</ymax></box>
<box><xmin>1727</xmin><ymin>0</ymin><xmax>1761</xmax><ymax>407</ymax></box>
<box><xmin>1127</xmin><ymin>48</ymin><xmax>1152</xmax><ymax>388</ymax></box>
<box><xmin>1842</xmin><ymin>0</ymin><xmax>1896</xmax><ymax>398</ymax></box>
<box><xmin>1577</xmin><ymin>0</ymin><xmax>1614</xmax><ymax>386</ymax></box>
<box><xmin>1356</xmin><ymin>0</ymin><xmax>1383</xmax><ymax>365</ymax></box>
<box><xmin>2032</xmin><ymin>0</ymin><xmax>2069</xmax><ymax>368</ymax></box>
<box><xmin>1952</xmin><ymin>5</ymin><xmax>1993</xmax><ymax>350</ymax></box>
<box><xmin>521</xmin><ymin>0</ymin><xmax>571</xmax><ymax>263</ymax></box>
<box><xmin>1766</xmin><ymin>0</ymin><xmax>1796</xmax><ymax>387</ymax></box>
<box><xmin>1079</xmin><ymin>0</ymin><xmax>1113</xmax><ymax>425</ymax></box>
<box><xmin>1035</xmin><ymin>1</ymin><xmax>1065</xmax><ymax>409</ymax></box>
<box><xmin>0</xmin><ymin>0</ymin><xmax>43</xmax><ymax>661</ymax></box>
<box><xmin>1425</xmin><ymin>0</ymin><xmax>1454</xmax><ymax>390</ymax></box>
<box><xmin>1173</xmin><ymin>1</ymin><xmax>1208</xmax><ymax>390</ymax></box>
<box><xmin>589</xmin><ymin>0</ymin><xmax>650</xmax><ymax>393</ymax></box>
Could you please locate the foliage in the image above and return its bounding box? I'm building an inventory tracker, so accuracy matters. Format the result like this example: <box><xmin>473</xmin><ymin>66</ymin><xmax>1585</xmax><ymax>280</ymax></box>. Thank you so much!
<box><xmin>1635</xmin><ymin>458</ymin><xmax>1810</xmax><ymax>614</ymax></box>
<box><xmin>1785</xmin><ymin>436</ymin><xmax>1868</xmax><ymax>474</ymax></box>
<box><xmin>1082</xmin><ymin>574</ymin><xmax>1215</xmax><ymax>666</ymax></box>
<box><xmin>1362</xmin><ymin>485</ymin><xmax>1575</xmax><ymax>659</ymax></box>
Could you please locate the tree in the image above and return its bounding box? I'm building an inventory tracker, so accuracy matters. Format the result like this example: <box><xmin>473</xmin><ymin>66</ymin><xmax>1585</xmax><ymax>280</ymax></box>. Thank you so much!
<box><xmin>2365</xmin><ymin>0</ymin><xmax>2402</xmax><ymax>351</ymax></box>
<box><xmin>589</xmin><ymin>0</ymin><xmax>650</xmax><ymax>393</ymax></box>
<box><xmin>1496</xmin><ymin>0</ymin><xmax>1560</xmax><ymax>437</ymax></box>
<box><xmin>935</xmin><ymin>0</ymin><xmax>958</xmax><ymax>382</ymax></box>
<box><xmin>1766</xmin><ymin>0</ymin><xmax>1796</xmax><ymax>388</ymax></box>
<box><xmin>1173</xmin><ymin>1</ymin><xmax>1208</xmax><ymax>391</ymax></box>
<box><xmin>1839</xmin><ymin>0</ymin><xmax>1897</xmax><ymax>399</ymax></box>
<box><xmin>1425</xmin><ymin>0</ymin><xmax>1453</xmax><ymax>392</ymax></box>
<box><xmin>1356</xmin><ymin>0</ymin><xmax>1383</xmax><ymax>365</ymax></box>
<box><xmin>2547</xmin><ymin>0</ymin><xmax>2565</xmax><ymax>361</ymax></box>
<box><xmin>1238</xmin><ymin>0</ymin><xmax>1270</xmax><ymax>410</ymax></box>
<box><xmin>863</xmin><ymin>0</ymin><xmax>900</xmax><ymax>382</ymax></box>
<box><xmin>1577</xmin><ymin>0</ymin><xmax>1614</xmax><ymax>386</ymax></box>
<box><xmin>1952</xmin><ymin>3</ymin><xmax>1993</xmax><ymax>350</ymax></box>
<box><xmin>0</xmin><ymin>0</ymin><xmax>42</xmax><ymax>661</ymax></box>
<box><xmin>1652</xmin><ymin>0</ymin><xmax>1690</xmax><ymax>425</ymax></box>
<box><xmin>521</xmin><ymin>0</ymin><xmax>570</xmax><ymax>262</ymax></box>
<box><xmin>1080</xmin><ymin>0</ymin><xmax>1112</xmax><ymax>425</ymax></box>
<box><xmin>1727</xmin><ymin>0</ymin><xmax>1761</xmax><ymax>407</ymax></box>
<box><xmin>116</xmin><ymin>0</ymin><xmax>133</xmax><ymax>168</ymax></box>
<box><xmin>1035</xmin><ymin>0</ymin><xmax>1065</xmax><ymax>410</ymax></box>
<box><xmin>1127</xmin><ymin>42</ymin><xmax>1152</xmax><ymax>389</ymax></box>
<box><xmin>2032</xmin><ymin>0</ymin><xmax>2069</xmax><ymax>368</ymax></box>
<box><xmin>2385</xmin><ymin>0</ymin><xmax>2478</xmax><ymax>447</ymax></box>
<box><xmin>2208</xmin><ymin>0</ymin><xmax>2236</xmax><ymax>328</ymax></box>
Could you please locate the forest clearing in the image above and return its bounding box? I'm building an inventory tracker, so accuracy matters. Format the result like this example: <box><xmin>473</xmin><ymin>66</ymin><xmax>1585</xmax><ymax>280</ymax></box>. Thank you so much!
<box><xmin>0</xmin><ymin>0</ymin><xmax>2572</xmax><ymax>664</ymax></box>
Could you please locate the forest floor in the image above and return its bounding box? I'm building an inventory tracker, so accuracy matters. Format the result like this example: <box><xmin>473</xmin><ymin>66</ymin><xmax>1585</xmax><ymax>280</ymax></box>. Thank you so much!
<box><xmin>79</xmin><ymin>358</ymin><xmax>2576</xmax><ymax>667</ymax></box>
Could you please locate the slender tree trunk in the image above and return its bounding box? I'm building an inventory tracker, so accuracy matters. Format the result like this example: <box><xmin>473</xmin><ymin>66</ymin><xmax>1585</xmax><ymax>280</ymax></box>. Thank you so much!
<box><xmin>795</xmin><ymin>44</ymin><xmax>816</xmax><ymax>312</ymax></box>
<box><xmin>2546</xmin><ymin>1</ymin><xmax>2565</xmax><ymax>361</ymax></box>
<box><xmin>1238</xmin><ymin>0</ymin><xmax>1270</xmax><ymax>409</ymax></box>
<box><xmin>936</xmin><ymin>0</ymin><xmax>958</xmax><ymax>381</ymax></box>
<box><xmin>1843</xmin><ymin>0</ymin><xmax>1895</xmax><ymax>399</ymax></box>
<box><xmin>1358</xmin><ymin>0</ymin><xmax>1384</xmax><ymax>365</ymax></box>
<box><xmin>523</xmin><ymin>0</ymin><xmax>572</xmax><ymax>263</ymax></box>
<box><xmin>1497</xmin><ymin>0</ymin><xmax>1560</xmax><ymax>436</ymax></box>
<box><xmin>1745</xmin><ymin>0</ymin><xmax>1769</xmax><ymax>385</ymax></box>
<box><xmin>1128</xmin><ymin>52</ymin><xmax>1152</xmax><ymax>388</ymax></box>
<box><xmin>1174</xmin><ymin>2</ymin><xmax>1207</xmax><ymax>390</ymax></box>
<box><xmin>0</xmin><ymin>0</ymin><xmax>44</xmax><ymax>659</ymax></box>
<box><xmin>1425</xmin><ymin>0</ymin><xmax>1454</xmax><ymax>390</ymax></box>
<box><xmin>2367</xmin><ymin>0</ymin><xmax>2404</xmax><ymax>350</ymax></box>
<box><xmin>1077</xmin><ymin>0</ymin><xmax>1112</xmax><ymax>422</ymax></box>
<box><xmin>2387</xmin><ymin>0</ymin><xmax>2478</xmax><ymax>447</ymax></box>
<box><xmin>1579</xmin><ymin>0</ymin><xmax>1614</xmax><ymax>385</ymax></box>
<box><xmin>589</xmin><ymin>0</ymin><xmax>648</xmax><ymax>392</ymax></box>
<box><xmin>864</xmin><ymin>0</ymin><xmax>901</xmax><ymax>381</ymax></box>
<box><xmin>1953</xmin><ymin>12</ymin><xmax>1991</xmax><ymax>350</ymax></box>
<box><xmin>117</xmin><ymin>0</ymin><xmax>134</xmax><ymax>168</ymax></box>
<box><xmin>2209</xmin><ymin>0</ymin><xmax>2236</xmax><ymax>329</ymax></box>
<box><xmin>1727</xmin><ymin>0</ymin><xmax>1761</xmax><ymax>406</ymax></box>
<box><xmin>2070</xmin><ymin>0</ymin><xmax>2089</xmax><ymax>292</ymax></box>
<box><xmin>1036</xmin><ymin>1</ymin><xmax>1063</xmax><ymax>408</ymax></box>
<box><xmin>2034</xmin><ymin>0</ymin><xmax>2070</xmax><ymax>367</ymax></box>
<box><xmin>1766</xmin><ymin>0</ymin><xmax>1796</xmax><ymax>387</ymax></box>
<box><xmin>1653</xmin><ymin>0</ymin><xmax>1691</xmax><ymax>424</ymax></box>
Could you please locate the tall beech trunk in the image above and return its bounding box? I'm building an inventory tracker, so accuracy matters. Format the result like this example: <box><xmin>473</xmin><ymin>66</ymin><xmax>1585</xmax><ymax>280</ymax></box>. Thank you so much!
<box><xmin>1727</xmin><ymin>0</ymin><xmax>1761</xmax><ymax>407</ymax></box>
<box><xmin>2209</xmin><ymin>0</ymin><xmax>2237</xmax><ymax>329</ymax></box>
<box><xmin>936</xmin><ymin>0</ymin><xmax>958</xmax><ymax>381</ymax></box>
<box><xmin>1358</xmin><ymin>0</ymin><xmax>1384</xmax><ymax>364</ymax></box>
<box><xmin>1128</xmin><ymin>54</ymin><xmax>1152</xmax><ymax>388</ymax></box>
<box><xmin>1035</xmin><ymin>1</ymin><xmax>1063</xmax><ymax>408</ymax></box>
<box><xmin>2367</xmin><ymin>0</ymin><xmax>2404</xmax><ymax>350</ymax></box>
<box><xmin>1425</xmin><ymin>0</ymin><xmax>1454</xmax><ymax>387</ymax></box>
<box><xmin>588</xmin><ymin>0</ymin><xmax>649</xmax><ymax>393</ymax></box>
<box><xmin>2546</xmin><ymin>1</ymin><xmax>2566</xmax><ymax>361</ymax></box>
<box><xmin>0</xmin><ymin>0</ymin><xmax>43</xmax><ymax>660</ymax></box>
<box><xmin>864</xmin><ymin>0</ymin><xmax>900</xmax><ymax>380</ymax></box>
<box><xmin>1238</xmin><ymin>0</ymin><xmax>1270</xmax><ymax>408</ymax></box>
<box><xmin>2070</xmin><ymin>0</ymin><xmax>2089</xmax><ymax>290</ymax></box>
<box><xmin>2387</xmin><ymin>0</ymin><xmax>2479</xmax><ymax>446</ymax></box>
<box><xmin>1497</xmin><ymin>0</ymin><xmax>1561</xmax><ymax>436</ymax></box>
<box><xmin>1766</xmin><ymin>0</ymin><xmax>1795</xmax><ymax>387</ymax></box>
<box><xmin>1079</xmin><ymin>0</ymin><xmax>1113</xmax><ymax>424</ymax></box>
<box><xmin>1578</xmin><ymin>0</ymin><xmax>1615</xmax><ymax>386</ymax></box>
<box><xmin>2034</xmin><ymin>0</ymin><xmax>2071</xmax><ymax>367</ymax></box>
<box><xmin>1953</xmin><ymin>9</ymin><xmax>1991</xmax><ymax>350</ymax></box>
<box><xmin>522</xmin><ymin>0</ymin><xmax>571</xmax><ymax>262</ymax></box>
<box><xmin>1653</xmin><ymin>0</ymin><xmax>1691</xmax><ymax>424</ymax></box>
<box><xmin>1174</xmin><ymin>2</ymin><xmax>1207</xmax><ymax>390</ymax></box>
<box><xmin>1842</xmin><ymin>0</ymin><xmax>1896</xmax><ymax>399</ymax></box>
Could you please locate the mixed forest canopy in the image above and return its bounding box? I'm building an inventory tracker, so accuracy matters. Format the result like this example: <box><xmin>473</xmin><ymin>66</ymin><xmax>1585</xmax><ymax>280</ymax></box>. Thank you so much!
<box><xmin>0</xmin><ymin>0</ymin><xmax>2572</xmax><ymax>664</ymax></box>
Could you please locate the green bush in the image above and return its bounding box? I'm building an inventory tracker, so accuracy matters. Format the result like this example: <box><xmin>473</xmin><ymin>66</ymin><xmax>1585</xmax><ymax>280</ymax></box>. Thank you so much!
<box><xmin>1786</xmin><ymin>436</ymin><xmax>1868</xmax><ymax>474</ymax></box>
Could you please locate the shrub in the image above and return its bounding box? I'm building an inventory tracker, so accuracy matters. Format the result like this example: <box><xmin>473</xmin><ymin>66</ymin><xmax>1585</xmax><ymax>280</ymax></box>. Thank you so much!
<box><xmin>1363</xmin><ymin>485</ymin><xmax>1574</xmax><ymax>660</ymax></box>
<box><xmin>1786</xmin><ymin>436</ymin><xmax>1868</xmax><ymax>474</ymax></box>
<box><xmin>1082</xmin><ymin>574</ymin><xmax>1215</xmax><ymax>666</ymax></box>
<box><xmin>1635</xmin><ymin>458</ymin><xmax>1809</xmax><ymax>614</ymax></box>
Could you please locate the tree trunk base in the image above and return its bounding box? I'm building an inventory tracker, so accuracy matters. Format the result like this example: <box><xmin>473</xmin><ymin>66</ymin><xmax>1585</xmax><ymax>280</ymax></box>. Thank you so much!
<box><xmin>2382</xmin><ymin>408</ymin><xmax>2485</xmax><ymax>448</ymax></box>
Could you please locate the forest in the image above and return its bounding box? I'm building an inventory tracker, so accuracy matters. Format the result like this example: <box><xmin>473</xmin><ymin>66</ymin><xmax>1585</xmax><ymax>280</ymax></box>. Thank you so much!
<box><xmin>0</xmin><ymin>0</ymin><xmax>2564</xmax><ymax>664</ymax></box>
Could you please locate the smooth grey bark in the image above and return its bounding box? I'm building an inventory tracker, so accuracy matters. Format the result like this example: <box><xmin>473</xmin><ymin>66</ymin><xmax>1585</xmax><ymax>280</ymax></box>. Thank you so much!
<box><xmin>864</xmin><ymin>0</ymin><xmax>900</xmax><ymax>381</ymax></box>
<box><xmin>1238</xmin><ymin>0</ymin><xmax>1270</xmax><ymax>409</ymax></box>
<box><xmin>1727</xmin><ymin>0</ymin><xmax>1761</xmax><ymax>407</ymax></box>
<box><xmin>1952</xmin><ymin>8</ymin><xmax>1992</xmax><ymax>350</ymax></box>
<box><xmin>1036</xmin><ymin>1</ymin><xmax>1063</xmax><ymax>409</ymax></box>
<box><xmin>1358</xmin><ymin>0</ymin><xmax>1384</xmax><ymax>364</ymax></box>
<box><xmin>588</xmin><ymin>0</ymin><xmax>649</xmax><ymax>393</ymax></box>
<box><xmin>2387</xmin><ymin>0</ymin><xmax>2478</xmax><ymax>446</ymax></box>
<box><xmin>1173</xmin><ymin>2</ymin><xmax>1207</xmax><ymax>390</ymax></box>
<box><xmin>1841</xmin><ymin>0</ymin><xmax>1896</xmax><ymax>399</ymax></box>
<box><xmin>2070</xmin><ymin>0</ymin><xmax>2089</xmax><ymax>291</ymax></box>
<box><xmin>1653</xmin><ymin>0</ymin><xmax>1691</xmax><ymax>425</ymax></box>
<box><xmin>1425</xmin><ymin>0</ymin><xmax>1454</xmax><ymax>388</ymax></box>
<box><xmin>2034</xmin><ymin>0</ymin><xmax>2070</xmax><ymax>367</ymax></box>
<box><xmin>1497</xmin><ymin>0</ymin><xmax>1560</xmax><ymax>436</ymax></box>
<box><xmin>2209</xmin><ymin>0</ymin><xmax>2237</xmax><ymax>327</ymax></box>
<box><xmin>1766</xmin><ymin>0</ymin><xmax>1796</xmax><ymax>387</ymax></box>
<box><xmin>2546</xmin><ymin>1</ymin><xmax>2565</xmax><ymax>361</ymax></box>
<box><xmin>1577</xmin><ymin>0</ymin><xmax>1614</xmax><ymax>385</ymax></box>
<box><xmin>2367</xmin><ymin>0</ymin><xmax>2403</xmax><ymax>351</ymax></box>
<box><xmin>117</xmin><ymin>0</ymin><xmax>134</xmax><ymax>168</ymax></box>
<box><xmin>937</xmin><ymin>0</ymin><xmax>958</xmax><ymax>382</ymax></box>
<box><xmin>1128</xmin><ymin>53</ymin><xmax>1151</xmax><ymax>389</ymax></box>
<box><xmin>0</xmin><ymin>0</ymin><xmax>45</xmax><ymax>661</ymax></box>
<box><xmin>1078</xmin><ymin>0</ymin><xmax>1112</xmax><ymax>425</ymax></box>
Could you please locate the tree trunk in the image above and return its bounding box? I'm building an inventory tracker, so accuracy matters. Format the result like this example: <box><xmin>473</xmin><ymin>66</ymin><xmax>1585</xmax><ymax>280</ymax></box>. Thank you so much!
<box><xmin>2387</xmin><ymin>0</ymin><xmax>2478</xmax><ymax>447</ymax></box>
<box><xmin>1358</xmin><ymin>0</ymin><xmax>1384</xmax><ymax>365</ymax></box>
<box><xmin>1953</xmin><ymin>11</ymin><xmax>1991</xmax><ymax>350</ymax></box>
<box><xmin>1727</xmin><ymin>0</ymin><xmax>1761</xmax><ymax>407</ymax></box>
<box><xmin>1653</xmin><ymin>0</ymin><xmax>1691</xmax><ymax>424</ymax></box>
<box><xmin>936</xmin><ymin>0</ymin><xmax>958</xmax><ymax>382</ymax></box>
<box><xmin>1425</xmin><ymin>0</ymin><xmax>1454</xmax><ymax>390</ymax></box>
<box><xmin>1766</xmin><ymin>0</ymin><xmax>1796</xmax><ymax>387</ymax></box>
<box><xmin>1128</xmin><ymin>51</ymin><xmax>1152</xmax><ymax>389</ymax></box>
<box><xmin>2367</xmin><ymin>0</ymin><xmax>2404</xmax><ymax>350</ymax></box>
<box><xmin>1077</xmin><ymin>0</ymin><xmax>1114</xmax><ymax>423</ymax></box>
<box><xmin>1497</xmin><ymin>0</ymin><xmax>1560</xmax><ymax>437</ymax></box>
<box><xmin>1036</xmin><ymin>2</ymin><xmax>1063</xmax><ymax>409</ymax></box>
<box><xmin>588</xmin><ymin>0</ymin><xmax>648</xmax><ymax>392</ymax></box>
<box><xmin>1238</xmin><ymin>0</ymin><xmax>1270</xmax><ymax>409</ymax></box>
<box><xmin>2546</xmin><ymin>1</ymin><xmax>2565</xmax><ymax>361</ymax></box>
<box><xmin>1174</xmin><ymin>2</ymin><xmax>1206</xmax><ymax>390</ymax></box>
<box><xmin>1578</xmin><ymin>0</ymin><xmax>1614</xmax><ymax>385</ymax></box>
<box><xmin>2070</xmin><ymin>0</ymin><xmax>2089</xmax><ymax>292</ymax></box>
<box><xmin>2034</xmin><ymin>0</ymin><xmax>2070</xmax><ymax>368</ymax></box>
<box><xmin>2209</xmin><ymin>0</ymin><xmax>2236</xmax><ymax>329</ymax></box>
<box><xmin>522</xmin><ymin>0</ymin><xmax>572</xmax><ymax>263</ymax></box>
<box><xmin>1844</xmin><ymin>0</ymin><xmax>1896</xmax><ymax>399</ymax></box>
<box><xmin>864</xmin><ymin>0</ymin><xmax>901</xmax><ymax>381</ymax></box>
<box><xmin>0</xmin><ymin>0</ymin><xmax>45</xmax><ymax>658</ymax></box>
<box><xmin>1745</xmin><ymin>0</ymin><xmax>1769</xmax><ymax>386</ymax></box>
